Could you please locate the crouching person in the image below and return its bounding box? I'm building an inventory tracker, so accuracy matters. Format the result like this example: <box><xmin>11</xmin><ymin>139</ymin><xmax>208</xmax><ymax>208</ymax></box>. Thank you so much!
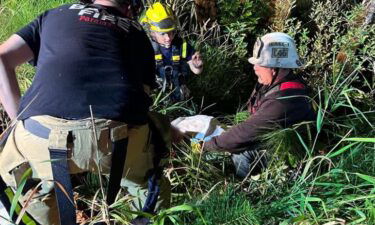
<box><xmin>0</xmin><ymin>0</ymin><xmax>170</xmax><ymax>224</ymax></box>
<box><xmin>140</xmin><ymin>2</ymin><xmax>204</xmax><ymax>103</ymax></box>
<box><xmin>203</xmin><ymin>32</ymin><xmax>316</xmax><ymax>179</ymax></box>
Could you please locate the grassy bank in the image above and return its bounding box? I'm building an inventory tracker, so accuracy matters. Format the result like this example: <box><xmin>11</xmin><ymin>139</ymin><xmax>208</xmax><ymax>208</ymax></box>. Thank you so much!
<box><xmin>0</xmin><ymin>0</ymin><xmax>374</xmax><ymax>224</ymax></box>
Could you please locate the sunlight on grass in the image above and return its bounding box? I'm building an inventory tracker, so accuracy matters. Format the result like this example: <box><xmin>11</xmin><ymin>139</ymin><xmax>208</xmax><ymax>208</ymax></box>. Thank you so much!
<box><xmin>1</xmin><ymin>0</ymin><xmax>374</xmax><ymax>224</ymax></box>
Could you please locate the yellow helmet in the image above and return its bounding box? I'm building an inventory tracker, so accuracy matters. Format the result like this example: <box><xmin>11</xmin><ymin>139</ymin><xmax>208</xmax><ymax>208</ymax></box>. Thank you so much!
<box><xmin>143</xmin><ymin>2</ymin><xmax>176</xmax><ymax>33</ymax></box>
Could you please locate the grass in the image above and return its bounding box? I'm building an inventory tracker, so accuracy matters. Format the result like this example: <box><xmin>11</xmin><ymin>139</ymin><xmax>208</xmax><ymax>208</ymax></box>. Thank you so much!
<box><xmin>1</xmin><ymin>0</ymin><xmax>375</xmax><ymax>224</ymax></box>
<box><xmin>171</xmin><ymin>57</ymin><xmax>375</xmax><ymax>224</ymax></box>
<box><xmin>185</xmin><ymin>186</ymin><xmax>260</xmax><ymax>225</ymax></box>
<box><xmin>1</xmin><ymin>0</ymin><xmax>75</xmax><ymax>94</ymax></box>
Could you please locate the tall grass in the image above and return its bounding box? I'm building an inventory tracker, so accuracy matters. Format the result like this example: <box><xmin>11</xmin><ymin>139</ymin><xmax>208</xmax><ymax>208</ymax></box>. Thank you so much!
<box><xmin>173</xmin><ymin>61</ymin><xmax>374</xmax><ymax>224</ymax></box>
<box><xmin>1</xmin><ymin>0</ymin><xmax>374</xmax><ymax>224</ymax></box>
<box><xmin>0</xmin><ymin>0</ymin><xmax>75</xmax><ymax>94</ymax></box>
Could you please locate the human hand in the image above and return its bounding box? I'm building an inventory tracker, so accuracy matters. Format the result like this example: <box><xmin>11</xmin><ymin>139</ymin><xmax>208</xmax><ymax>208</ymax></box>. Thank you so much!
<box><xmin>171</xmin><ymin>126</ymin><xmax>184</xmax><ymax>144</ymax></box>
<box><xmin>180</xmin><ymin>84</ymin><xmax>191</xmax><ymax>100</ymax></box>
<box><xmin>191</xmin><ymin>52</ymin><xmax>203</xmax><ymax>68</ymax></box>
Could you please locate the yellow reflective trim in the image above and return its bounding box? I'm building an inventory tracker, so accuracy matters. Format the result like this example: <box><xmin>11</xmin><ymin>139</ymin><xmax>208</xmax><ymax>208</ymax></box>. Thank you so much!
<box><xmin>155</xmin><ymin>54</ymin><xmax>163</xmax><ymax>60</ymax></box>
<box><xmin>150</xmin><ymin>25</ymin><xmax>175</xmax><ymax>33</ymax></box>
<box><xmin>172</xmin><ymin>55</ymin><xmax>181</xmax><ymax>61</ymax></box>
<box><xmin>182</xmin><ymin>40</ymin><xmax>187</xmax><ymax>59</ymax></box>
<box><xmin>4</xmin><ymin>188</ymin><xmax>37</xmax><ymax>225</ymax></box>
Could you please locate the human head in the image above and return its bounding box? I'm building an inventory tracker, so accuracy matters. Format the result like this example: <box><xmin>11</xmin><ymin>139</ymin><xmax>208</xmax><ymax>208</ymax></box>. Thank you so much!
<box><xmin>151</xmin><ymin>31</ymin><xmax>175</xmax><ymax>48</ymax></box>
<box><xmin>92</xmin><ymin>0</ymin><xmax>144</xmax><ymax>17</ymax></box>
<box><xmin>252</xmin><ymin>65</ymin><xmax>281</xmax><ymax>85</ymax></box>
<box><xmin>248</xmin><ymin>32</ymin><xmax>302</xmax><ymax>85</ymax></box>
<box><xmin>142</xmin><ymin>2</ymin><xmax>177</xmax><ymax>47</ymax></box>
<box><xmin>110</xmin><ymin>0</ymin><xmax>143</xmax><ymax>8</ymax></box>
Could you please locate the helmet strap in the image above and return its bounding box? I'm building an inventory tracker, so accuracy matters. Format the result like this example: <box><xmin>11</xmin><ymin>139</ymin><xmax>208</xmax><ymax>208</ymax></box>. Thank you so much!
<box><xmin>271</xmin><ymin>68</ymin><xmax>280</xmax><ymax>86</ymax></box>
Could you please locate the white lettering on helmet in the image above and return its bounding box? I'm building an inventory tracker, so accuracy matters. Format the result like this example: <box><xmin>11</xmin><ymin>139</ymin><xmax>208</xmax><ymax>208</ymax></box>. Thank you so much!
<box><xmin>271</xmin><ymin>48</ymin><xmax>288</xmax><ymax>58</ymax></box>
<box><xmin>269</xmin><ymin>42</ymin><xmax>290</xmax><ymax>47</ymax></box>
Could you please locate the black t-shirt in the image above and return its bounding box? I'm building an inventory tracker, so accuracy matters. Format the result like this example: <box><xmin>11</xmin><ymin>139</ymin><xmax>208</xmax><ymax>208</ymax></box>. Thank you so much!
<box><xmin>16</xmin><ymin>3</ymin><xmax>156</xmax><ymax>124</ymax></box>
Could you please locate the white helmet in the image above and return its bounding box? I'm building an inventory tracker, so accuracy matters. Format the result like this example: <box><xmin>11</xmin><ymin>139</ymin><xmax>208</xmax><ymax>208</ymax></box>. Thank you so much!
<box><xmin>248</xmin><ymin>32</ymin><xmax>303</xmax><ymax>68</ymax></box>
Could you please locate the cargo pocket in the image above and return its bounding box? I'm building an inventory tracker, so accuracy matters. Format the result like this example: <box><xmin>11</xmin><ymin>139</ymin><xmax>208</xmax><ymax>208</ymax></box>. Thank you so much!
<box><xmin>0</xmin><ymin>124</ymin><xmax>15</xmax><ymax>154</ymax></box>
<box><xmin>103</xmin><ymin>124</ymin><xmax>128</xmax><ymax>174</ymax></box>
<box><xmin>122</xmin><ymin>124</ymin><xmax>154</xmax><ymax>185</ymax></box>
<box><xmin>70</xmin><ymin>126</ymin><xmax>113</xmax><ymax>174</ymax></box>
<box><xmin>10</xmin><ymin>162</ymin><xmax>42</xmax><ymax>195</ymax></box>
<box><xmin>0</xmin><ymin>122</ymin><xmax>29</xmax><ymax>188</ymax></box>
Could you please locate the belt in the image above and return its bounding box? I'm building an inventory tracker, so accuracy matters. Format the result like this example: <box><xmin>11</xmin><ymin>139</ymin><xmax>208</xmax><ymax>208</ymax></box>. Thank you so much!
<box><xmin>23</xmin><ymin>118</ymin><xmax>130</xmax><ymax>225</ymax></box>
<box><xmin>23</xmin><ymin>117</ymin><xmax>160</xmax><ymax>222</ymax></box>
<box><xmin>23</xmin><ymin>118</ymin><xmax>51</xmax><ymax>139</ymax></box>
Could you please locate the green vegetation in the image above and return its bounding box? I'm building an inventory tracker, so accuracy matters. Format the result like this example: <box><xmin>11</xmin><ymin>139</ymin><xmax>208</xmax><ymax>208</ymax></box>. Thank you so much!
<box><xmin>0</xmin><ymin>0</ymin><xmax>73</xmax><ymax>93</ymax></box>
<box><xmin>1</xmin><ymin>0</ymin><xmax>374</xmax><ymax>224</ymax></box>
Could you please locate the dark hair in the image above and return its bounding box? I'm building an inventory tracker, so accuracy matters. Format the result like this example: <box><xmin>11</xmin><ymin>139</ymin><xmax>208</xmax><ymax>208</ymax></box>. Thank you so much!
<box><xmin>79</xmin><ymin>0</ymin><xmax>132</xmax><ymax>5</ymax></box>
<box><xmin>115</xmin><ymin>0</ymin><xmax>143</xmax><ymax>7</ymax></box>
<box><xmin>79</xmin><ymin>0</ymin><xmax>93</xmax><ymax>3</ymax></box>
<box><xmin>114</xmin><ymin>0</ymin><xmax>131</xmax><ymax>4</ymax></box>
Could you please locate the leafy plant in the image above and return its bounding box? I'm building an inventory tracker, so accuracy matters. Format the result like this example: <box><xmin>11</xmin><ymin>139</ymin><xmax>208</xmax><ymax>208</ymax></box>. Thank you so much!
<box><xmin>183</xmin><ymin>186</ymin><xmax>260</xmax><ymax>225</ymax></box>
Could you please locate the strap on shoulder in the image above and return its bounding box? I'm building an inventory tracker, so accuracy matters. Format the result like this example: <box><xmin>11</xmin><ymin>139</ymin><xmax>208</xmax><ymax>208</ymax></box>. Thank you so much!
<box><xmin>151</xmin><ymin>40</ymin><xmax>161</xmax><ymax>54</ymax></box>
<box><xmin>151</xmin><ymin>41</ymin><xmax>163</xmax><ymax>62</ymax></box>
<box><xmin>182</xmin><ymin>39</ymin><xmax>187</xmax><ymax>59</ymax></box>
<box><xmin>280</xmin><ymin>81</ymin><xmax>305</xmax><ymax>90</ymax></box>
<box><xmin>264</xmin><ymin>85</ymin><xmax>280</xmax><ymax>97</ymax></box>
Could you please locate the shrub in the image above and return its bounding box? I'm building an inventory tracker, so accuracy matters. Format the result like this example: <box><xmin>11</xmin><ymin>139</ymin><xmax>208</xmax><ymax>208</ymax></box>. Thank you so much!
<box><xmin>186</xmin><ymin>0</ymin><xmax>270</xmax><ymax>114</ymax></box>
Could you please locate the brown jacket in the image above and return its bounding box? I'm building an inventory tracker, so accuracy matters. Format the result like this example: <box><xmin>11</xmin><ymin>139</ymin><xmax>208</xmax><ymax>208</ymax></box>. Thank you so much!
<box><xmin>204</xmin><ymin>72</ymin><xmax>315</xmax><ymax>152</ymax></box>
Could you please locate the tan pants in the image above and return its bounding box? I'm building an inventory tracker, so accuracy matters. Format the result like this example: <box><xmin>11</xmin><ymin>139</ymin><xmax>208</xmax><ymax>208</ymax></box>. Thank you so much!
<box><xmin>0</xmin><ymin>115</ymin><xmax>170</xmax><ymax>225</ymax></box>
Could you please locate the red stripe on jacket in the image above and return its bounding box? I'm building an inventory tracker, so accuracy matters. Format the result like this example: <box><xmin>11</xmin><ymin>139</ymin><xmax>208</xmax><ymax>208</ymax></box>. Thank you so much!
<box><xmin>280</xmin><ymin>82</ymin><xmax>305</xmax><ymax>90</ymax></box>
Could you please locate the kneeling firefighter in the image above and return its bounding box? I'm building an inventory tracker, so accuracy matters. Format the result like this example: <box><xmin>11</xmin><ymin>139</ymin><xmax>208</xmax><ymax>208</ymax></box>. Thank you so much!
<box><xmin>0</xmin><ymin>0</ymin><xmax>172</xmax><ymax>224</ymax></box>
<box><xmin>202</xmin><ymin>32</ymin><xmax>316</xmax><ymax>178</ymax></box>
<box><xmin>140</xmin><ymin>2</ymin><xmax>204</xmax><ymax>103</ymax></box>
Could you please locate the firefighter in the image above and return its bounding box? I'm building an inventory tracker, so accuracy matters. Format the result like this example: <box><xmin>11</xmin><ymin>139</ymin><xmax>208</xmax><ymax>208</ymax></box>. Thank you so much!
<box><xmin>141</xmin><ymin>2</ymin><xmax>204</xmax><ymax>103</ymax></box>
<box><xmin>203</xmin><ymin>32</ymin><xmax>316</xmax><ymax>178</ymax></box>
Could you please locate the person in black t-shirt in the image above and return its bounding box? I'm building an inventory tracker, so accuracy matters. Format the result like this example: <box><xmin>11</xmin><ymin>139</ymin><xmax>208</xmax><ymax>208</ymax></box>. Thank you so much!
<box><xmin>0</xmin><ymin>0</ymin><xmax>171</xmax><ymax>224</ymax></box>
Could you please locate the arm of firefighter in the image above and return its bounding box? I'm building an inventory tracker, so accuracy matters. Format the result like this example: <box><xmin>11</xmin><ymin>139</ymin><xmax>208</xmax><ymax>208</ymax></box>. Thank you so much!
<box><xmin>203</xmin><ymin>99</ymin><xmax>287</xmax><ymax>152</ymax></box>
<box><xmin>0</xmin><ymin>34</ymin><xmax>34</xmax><ymax>120</ymax></box>
<box><xmin>187</xmin><ymin>51</ymin><xmax>203</xmax><ymax>75</ymax></box>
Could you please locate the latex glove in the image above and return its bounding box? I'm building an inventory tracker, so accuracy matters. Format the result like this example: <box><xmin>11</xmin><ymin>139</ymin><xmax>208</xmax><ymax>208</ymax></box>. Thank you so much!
<box><xmin>190</xmin><ymin>132</ymin><xmax>212</xmax><ymax>154</ymax></box>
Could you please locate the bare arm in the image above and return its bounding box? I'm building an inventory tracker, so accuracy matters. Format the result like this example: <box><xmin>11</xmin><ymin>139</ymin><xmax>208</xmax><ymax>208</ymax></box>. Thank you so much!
<box><xmin>0</xmin><ymin>34</ymin><xmax>34</xmax><ymax>120</ymax></box>
<box><xmin>187</xmin><ymin>51</ymin><xmax>203</xmax><ymax>75</ymax></box>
